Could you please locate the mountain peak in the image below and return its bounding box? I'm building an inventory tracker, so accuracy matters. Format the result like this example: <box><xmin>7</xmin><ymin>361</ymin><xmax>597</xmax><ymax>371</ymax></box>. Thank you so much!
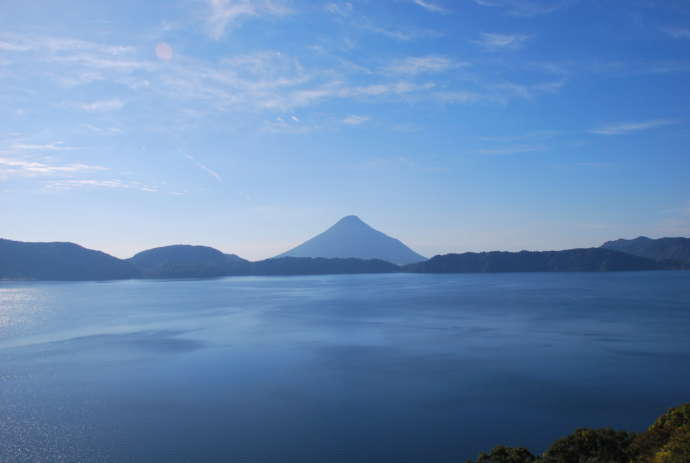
<box><xmin>601</xmin><ymin>235</ymin><xmax>690</xmax><ymax>265</ymax></box>
<box><xmin>333</xmin><ymin>215</ymin><xmax>368</xmax><ymax>227</ymax></box>
<box><xmin>276</xmin><ymin>216</ymin><xmax>426</xmax><ymax>265</ymax></box>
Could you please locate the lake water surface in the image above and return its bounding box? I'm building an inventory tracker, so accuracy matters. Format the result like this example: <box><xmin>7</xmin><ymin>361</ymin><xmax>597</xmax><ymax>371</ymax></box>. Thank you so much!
<box><xmin>1</xmin><ymin>271</ymin><xmax>689</xmax><ymax>462</ymax></box>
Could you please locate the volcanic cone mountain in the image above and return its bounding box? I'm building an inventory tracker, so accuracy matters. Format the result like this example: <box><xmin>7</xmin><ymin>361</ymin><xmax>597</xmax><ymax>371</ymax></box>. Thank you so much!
<box><xmin>276</xmin><ymin>215</ymin><xmax>426</xmax><ymax>265</ymax></box>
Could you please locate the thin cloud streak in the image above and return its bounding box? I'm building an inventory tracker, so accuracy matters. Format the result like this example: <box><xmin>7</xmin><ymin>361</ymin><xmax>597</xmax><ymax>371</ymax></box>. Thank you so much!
<box><xmin>412</xmin><ymin>0</ymin><xmax>451</xmax><ymax>14</ymax></box>
<box><xmin>0</xmin><ymin>40</ymin><xmax>31</xmax><ymax>52</ymax></box>
<box><xmin>0</xmin><ymin>156</ymin><xmax>105</xmax><ymax>178</ymax></box>
<box><xmin>472</xmin><ymin>0</ymin><xmax>569</xmax><ymax>17</ymax></box>
<box><xmin>0</xmin><ymin>34</ymin><xmax>134</xmax><ymax>54</ymax></box>
<box><xmin>79</xmin><ymin>99</ymin><xmax>125</xmax><ymax>112</ymax></box>
<box><xmin>325</xmin><ymin>2</ymin><xmax>353</xmax><ymax>16</ymax></box>
<box><xmin>2</xmin><ymin>31</ymin><xmax>569</xmax><ymax>118</ymax></box>
<box><xmin>473</xmin><ymin>33</ymin><xmax>531</xmax><ymax>50</ymax></box>
<box><xmin>262</xmin><ymin>117</ymin><xmax>317</xmax><ymax>134</ymax></box>
<box><xmin>663</xmin><ymin>27</ymin><xmax>690</xmax><ymax>39</ymax></box>
<box><xmin>590</xmin><ymin>119</ymin><xmax>679</xmax><ymax>135</ymax></box>
<box><xmin>385</xmin><ymin>56</ymin><xmax>463</xmax><ymax>74</ymax></box>
<box><xmin>433</xmin><ymin>91</ymin><xmax>483</xmax><ymax>104</ymax></box>
<box><xmin>9</xmin><ymin>142</ymin><xmax>74</xmax><ymax>151</ymax></box>
<box><xmin>185</xmin><ymin>153</ymin><xmax>223</xmax><ymax>183</ymax></box>
<box><xmin>359</xmin><ymin>23</ymin><xmax>442</xmax><ymax>41</ymax></box>
<box><xmin>206</xmin><ymin>0</ymin><xmax>291</xmax><ymax>40</ymax></box>
<box><xmin>342</xmin><ymin>115</ymin><xmax>370</xmax><ymax>125</ymax></box>
<box><xmin>43</xmin><ymin>179</ymin><xmax>157</xmax><ymax>192</ymax></box>
<box><xmin>479</xmin><ymin>146</ymin><xmax>543</xmax><ymax>155</ymax></box>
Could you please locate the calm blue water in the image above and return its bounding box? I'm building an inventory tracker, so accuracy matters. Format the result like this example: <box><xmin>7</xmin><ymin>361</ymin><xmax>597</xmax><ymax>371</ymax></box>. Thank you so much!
<box><xmin>1</xmin><ymin>271</ymin><xmax>689</xmax><ymax>462</ymax></box>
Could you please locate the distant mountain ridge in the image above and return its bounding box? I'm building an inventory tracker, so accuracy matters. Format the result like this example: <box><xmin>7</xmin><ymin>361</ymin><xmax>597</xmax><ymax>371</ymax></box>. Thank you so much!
<box><xmin>0</xmin><ymin>238</ymin><xmax>403</xmax><ymax>281</ymax></box>
<box><xmin>126</xmin><ymin>245</ymin><xmax>398</xmax><ymax>278</ymax></box>
<box><xmin>404</xmin><ymin>248</ymin><xmax>662</xmax><ymax>273</ymax></box>
<box><xmin>277</xmin><ymin>215</ymin><xmax>426</xmax><ymax>265</ymax></box>
<box><xmin>2</xmin><ymin>226</ymin><xmax>687</xmax><ymax>281</ymax></box>
<box><xmin>128</xmin><ymin>245</ymin><xmax>248</xmax><ymax>278</ymax></box>
<box><xmin>0</xmin><ymin>238</ymin><xmax>139</xmax><ymax>281</ymax></box>
<box><xmin>249</xmin><ymin>257</ymin><xmax>398</xmax><ymax>276</ymax></box>
<box><xmin>601</xmin><ymin>236</ymin><xmax>690</xmax><ymax>267</ymax></box>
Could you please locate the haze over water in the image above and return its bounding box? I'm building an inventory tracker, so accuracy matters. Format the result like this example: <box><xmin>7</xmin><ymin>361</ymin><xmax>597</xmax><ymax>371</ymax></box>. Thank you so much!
<box><xmin>1</xmin><ymin>271</ymin><xmax>689</xmax><ymax>462</ymax></box>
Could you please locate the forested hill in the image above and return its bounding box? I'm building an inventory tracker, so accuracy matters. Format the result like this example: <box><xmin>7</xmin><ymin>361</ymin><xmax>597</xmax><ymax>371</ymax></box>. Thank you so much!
<box><xmin>602</xmin><ymin>236</ymin><xmax>690</xmax><ymax>268</ymax></box>
<box><xmin>0</xmin><ymin>239</ymin><xmax>403</xmax><ymax>280</ymax></box>
<box><xmin>0</xmin><ymin>239</ymin><xmax>675</xmax><ymax>281</ymax></box>
<box><xmin>465</xmin><ymin>403</ymin><xmax>690</xmax><ymax>463</ymax></box>
<box><xmin>128</xmin><ymin>245</ymin><xmax>248</xmax><ymax>278</ymax></box>
<box><xmin>404</xmin><ymin>248</ymin><xmax>662</xmax><ymax>273</ymax></box>
<box><xmin>0</xmin><ymin>238</ymin><xmax>139</xmax><ymax>281</ymax></box>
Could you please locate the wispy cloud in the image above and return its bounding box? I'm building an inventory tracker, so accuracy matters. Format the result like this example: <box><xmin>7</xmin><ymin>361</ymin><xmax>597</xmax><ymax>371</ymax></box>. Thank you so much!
<box><xmin>412</xmin><ymin>79</ymin><xmax>562</xmax><ymax>105</ymax></box>
<box><xmin>9</xmin><ymin>142</ymin><xmax>75</xmax><ymax>151</ymax></box>
<box><xmin>0</xmin><ymin>40</ymin><xmax>31</xmax><ymax>52</ymax></box>
<box><xmin>385</xmin><ymin>56</ymin><xmax>463</xmax><ymax>74</ymax></box>
<box><xmin>78</xmin><ymin>99</ymin><xmax>125</xmax><ymax>112</ymax></box>
<box><xmin>48</xmin><ymin>55</ymin><xmax>154</xmax><ymax>76</ymax></box>
<box><xmin>185</xmin><ymin>153</ymin><xmax>223</xmax><ymax>183</ymax></box>
<box><xmin>342</xmin><ymin>115</ymin><xmax>370</xmax><ymax>125</ymax></box>
<box><xmin>0</xmin><ymin>30</ymin><xmax>567</xmax><ymax>127</ymax></box>
<box><xmin>645</xmin><ymin>61</ymin><xmax>690</xmax><ymax>74</ymax></box>
<box><xmin>0</xmin><ymin>35</ymin><xmax>133</xmax><ymax>54</ymax></box>
<box><xmin>473</xmin><ymin>32</ymin><xmax>531</xmax><ymax>50</ymax></box>
<box><xmin>262</xmin><ymin>116</ymin><xmax>317</xmax><ymax>134</ymax></box>
<box><xmin>412</xmin><ymin>0</ymin><xmax>451</xmax><ymax>14</ymax></box>
<box><xmin>359</xmin><ymin>24</ymin><xmax>441</xmax><ymax>41</ymax></box>
<box><xmin>479</xmin><ymin>145</ymin><xmax>543</xmax><ymax>155</ymax></box>
<box><xmin>80</xmin><ymin>124</ymin><xmax>123</xmax><ymax>135</ymax></box>
<box><xmin>325</xmin><ymin>2</ymin><xmax>353</xmax><ymax>16</ymax></box>
<box><xmin>260</xmin><ymin>85</ymin><xmax>339</xmax><ymax>111</ymax></box>
<box><xmin>663</xmin><ymin>27</ymin><xmax>690</xmax><ymax>39</ymax></box>
<box><xmin>433</xmin><ymin>91</ymin><xmax>483</xmax><ymax>104</ymax></box>
<box><xmin>346</xmin><ymin>81</ymin><xmax>436</xmax><ymax>97</ymax></box>
<box><xmin>0</xmin><ymin>156</ymin><xmax>105</xmax><ymax>178</ymax></box>
<box><xmin>479</xmin><ymin>130</ymin><xmax>561</xmax><ymax>142</ymax></box>
<box><xmin>491</xmin><ymin>80</ymin><xmax>565</xmax><ymax>100</ymax></box>
<box><xmin>590</xmin><ymin>119</ymin><xmax>679</xmax><ymax>135</ymax></box>
<box><xmin>206</xmin><ymin>0</ymin><xmax>291</xmax><ymax>40</ymax></box>
<box><xmin>473</xmin><ymin>0</ymin><xmax>569</xmax><ymax>17</ymax></box>
<box><xmin>43</xmin><ymin>179</ymin><xmax>156</xmax><ymax>192</ymax></box>
<box><xmin>257</xmin><ymin>80</ymin><xmax>437</xmax><ymax>111</ymax></box>
<box><xmin>0</xmin><ymin>34</ymin><xmax>150</xmax><ymax>86</ymax></box>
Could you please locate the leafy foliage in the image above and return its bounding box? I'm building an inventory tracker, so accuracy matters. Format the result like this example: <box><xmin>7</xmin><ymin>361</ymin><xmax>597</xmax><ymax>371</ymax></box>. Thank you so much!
<box><xmin>541</xmin><ymin>428</ymin><xmax>636</xmax><ymax>463</ymax></box>
<box><xmin>466</xmin><ymin>404</ymin><xmax>690</xmax><ymax>463</ymax></box>
<box><xmin>631</xmin><ymin>404</ymin><xmax>690</xmax><ymax>463</ymax></box>
<box><xmin>468</xmin><ymin>445</ymin><xmax>535</xmax><ymax>463</ymax></box>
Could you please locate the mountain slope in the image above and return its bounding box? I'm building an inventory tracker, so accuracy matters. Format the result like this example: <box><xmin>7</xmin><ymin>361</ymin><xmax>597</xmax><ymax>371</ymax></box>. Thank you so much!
<box><xmin>128</xmin><ymin>245</ymin><xmax>249</xmax><ymax>278</ymax></box>
<box><xmin>250</xmin><ymin>257</ymin><xmax>399</xmax><ymax>276</ymax></box>
<box><xmin>0</xmin><ymin>238</ymin><xmax>139</xmax><ymax>280</ymax></box>
<box><xmin>277</xmin><ymin>215</ymin><xmax>426</xmax><ymax>265</ymax></box>
<box><xmin>404</xmin><ymin>248</ymin><xmax>662</xmax><ymax>273</ymax></box>
<box><xmin>602</xmin><ymin>236</ymin><xmax>690</xmax><ymax>266</ymax></box>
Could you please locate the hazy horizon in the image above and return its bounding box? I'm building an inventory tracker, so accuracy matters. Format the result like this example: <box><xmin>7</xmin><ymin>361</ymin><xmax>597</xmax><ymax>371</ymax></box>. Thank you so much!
<box><xmin>0</xmin><ymin>213</ymin><xmax>685</xmax><ymax>261</ymax></box>
<box><xmin>2</xmin><ymin>0</ymin><xmax>690</xmax><ymax>260</ymax></box>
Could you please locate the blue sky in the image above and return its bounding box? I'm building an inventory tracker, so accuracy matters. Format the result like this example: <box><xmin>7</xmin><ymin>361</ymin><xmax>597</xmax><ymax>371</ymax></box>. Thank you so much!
<box><xmin>1</xmin><ymin>0</ymin><xmax>689</xmax><ymax>260</ymax></box>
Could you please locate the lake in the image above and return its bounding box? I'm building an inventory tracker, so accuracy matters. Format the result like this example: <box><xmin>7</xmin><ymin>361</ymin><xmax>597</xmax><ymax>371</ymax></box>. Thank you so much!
<box><xmin>1</xmin><ymin>271</ymin><xmax>689</xmax><ymax>462</ymax></box>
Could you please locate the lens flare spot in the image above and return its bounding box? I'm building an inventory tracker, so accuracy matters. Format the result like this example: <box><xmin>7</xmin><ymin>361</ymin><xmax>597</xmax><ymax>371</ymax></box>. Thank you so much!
<box><xmin>155</xmin><ymin>42</ymin><xmax>173</xmax><ymax>61</ymax></box>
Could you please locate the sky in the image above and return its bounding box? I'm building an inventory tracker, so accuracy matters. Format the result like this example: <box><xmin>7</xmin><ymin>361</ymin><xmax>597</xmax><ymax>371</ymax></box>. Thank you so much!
<box><xmin>1</xmin><ymin>0</ymin><xmax>689</xmax><ymax>260</ymax></box>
